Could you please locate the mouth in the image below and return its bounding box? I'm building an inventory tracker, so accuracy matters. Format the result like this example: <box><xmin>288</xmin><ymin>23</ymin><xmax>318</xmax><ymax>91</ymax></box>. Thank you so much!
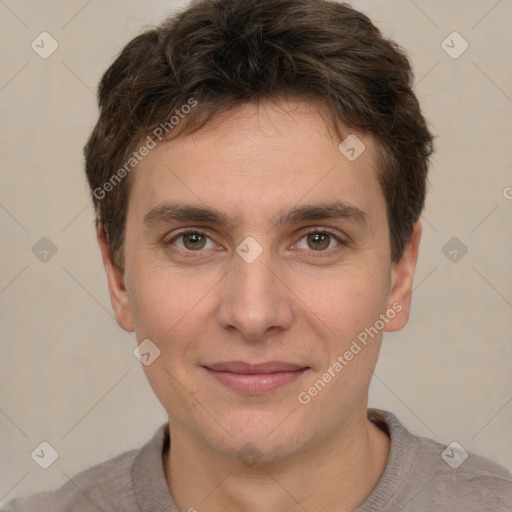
<box><xmin>202</xmin><ymin>361</ymin><xmax>310</xmax><ymax>393</ymax></box>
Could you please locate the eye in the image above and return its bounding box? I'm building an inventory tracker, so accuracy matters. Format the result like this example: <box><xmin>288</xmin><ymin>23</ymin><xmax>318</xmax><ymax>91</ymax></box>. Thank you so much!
<box><xmin>295</xmin><ymin>228</ymin><xmax>343</xmax><ymax>252</ymax></box>
<box><xmin>165</xmin><ymin>229</ymin><xmax>216</xmax><ymax>252</ymax></box>
<box><xmin>164</xmin><ymin>227</ymin><xmax>345</xmax><ymax>256</ymax></box>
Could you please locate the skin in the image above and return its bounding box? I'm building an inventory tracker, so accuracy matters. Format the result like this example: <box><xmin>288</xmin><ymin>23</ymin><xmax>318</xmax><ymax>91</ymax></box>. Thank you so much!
<box><xmin>98</xmin><ymin>97</ymin><xmax>422</xmax><ymax>512</ymax></box>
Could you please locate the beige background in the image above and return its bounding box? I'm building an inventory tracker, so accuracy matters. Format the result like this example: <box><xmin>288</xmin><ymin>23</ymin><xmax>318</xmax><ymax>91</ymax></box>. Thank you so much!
<box><xmin>1</xmin><ymin>0</ymin><xmax>511</xmax><ymax>501</ymax></box>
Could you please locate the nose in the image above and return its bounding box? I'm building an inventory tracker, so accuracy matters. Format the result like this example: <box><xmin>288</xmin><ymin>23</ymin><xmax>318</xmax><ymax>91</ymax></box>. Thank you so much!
<box><xmin>216</xmin><ymin>241</ymin><xmax>294</xmax><ymax>343</ymax></box>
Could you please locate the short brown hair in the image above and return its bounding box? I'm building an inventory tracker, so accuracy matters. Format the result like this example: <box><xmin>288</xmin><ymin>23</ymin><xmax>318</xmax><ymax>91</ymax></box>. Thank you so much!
<box><xmin>84</xmin><ymin>0</ymin><xmax>434</xmax><ymax>270</ymax></box>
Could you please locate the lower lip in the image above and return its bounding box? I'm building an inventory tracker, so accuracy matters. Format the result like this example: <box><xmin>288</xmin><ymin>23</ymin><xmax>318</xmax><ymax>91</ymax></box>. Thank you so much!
<box><xmin>204</xmin><ymin>368</ymin><xmax>308</xmax><ymax>393</ymax></box>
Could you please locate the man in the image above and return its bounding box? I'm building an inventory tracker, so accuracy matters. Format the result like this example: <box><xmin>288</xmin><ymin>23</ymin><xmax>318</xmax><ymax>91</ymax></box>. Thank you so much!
<box><xmin>4</xmin><ymin>0</ymin><xmax>511</xmax><ymax>510</ymax></box>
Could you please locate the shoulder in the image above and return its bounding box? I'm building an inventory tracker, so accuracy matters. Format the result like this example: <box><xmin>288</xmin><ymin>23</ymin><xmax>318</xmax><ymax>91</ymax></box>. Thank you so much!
<box><xmin>367</xmin><ymin>409</ymin><xmax>512</xmax><ymax>511</ymax></box>
<box><xmin>1</xmin><ymin>449</ymin><xmax>138</xmax><ymax>512</ymax></box>
<box><xmin>416</xmin><ymin>434</ymin><xmax>512</xmax><ymax>508</ymax></box>
<box><xmin>1</xmin><ymin>424</ymin><xmax>168</xmax><ymax>512</ymax></box>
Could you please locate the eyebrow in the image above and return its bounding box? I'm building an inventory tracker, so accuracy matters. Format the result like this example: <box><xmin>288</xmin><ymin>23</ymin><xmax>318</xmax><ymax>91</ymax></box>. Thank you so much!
<box><xmin>143</xmin><ymin>200</ymin><xmax>368</xmax><ymax>230</ymax></box>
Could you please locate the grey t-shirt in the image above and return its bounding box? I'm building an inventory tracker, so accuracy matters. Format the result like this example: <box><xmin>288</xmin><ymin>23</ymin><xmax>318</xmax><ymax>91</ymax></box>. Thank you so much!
<box><xmin>3</xmin><ymin>409</ymin><xmax>511</xmax><ymax>511</ymax></box>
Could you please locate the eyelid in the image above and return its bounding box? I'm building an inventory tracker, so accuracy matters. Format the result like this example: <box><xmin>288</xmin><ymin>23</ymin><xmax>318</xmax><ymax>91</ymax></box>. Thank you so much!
<box><xmin>299</xmin><ymin>226</ymin><xmax>345</xmax><ymax>241</ymax></box>
<box><xmin>163</xmin><ymin>227</ymin><xmax>214</xmax><ymax>246</ymax></box>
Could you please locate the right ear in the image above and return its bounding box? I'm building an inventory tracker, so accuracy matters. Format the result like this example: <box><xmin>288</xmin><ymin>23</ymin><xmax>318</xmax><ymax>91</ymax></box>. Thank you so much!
<box><xmin>96</xmin><ymin>227</ymin><xmax>134</xmax><ymax>332</ymax></box>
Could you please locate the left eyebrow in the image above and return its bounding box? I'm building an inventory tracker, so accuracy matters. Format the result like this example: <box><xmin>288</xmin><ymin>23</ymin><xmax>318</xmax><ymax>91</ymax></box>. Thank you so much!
<box><xmin>142</xmin><ymin>200</ymin><xmax>369</xmax><ymax>230</ymax></box>
<box><xmin>273</xmin><ymin>200</ymin><xmax>368</xmax><ymax>229</ymax></box>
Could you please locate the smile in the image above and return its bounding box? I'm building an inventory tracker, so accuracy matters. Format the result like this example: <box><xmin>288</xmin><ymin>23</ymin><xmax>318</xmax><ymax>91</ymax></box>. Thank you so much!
<box><xmin>203</xmin><ymin>361</ymin><xmax>310</xmax><ymax>393</ymax></box>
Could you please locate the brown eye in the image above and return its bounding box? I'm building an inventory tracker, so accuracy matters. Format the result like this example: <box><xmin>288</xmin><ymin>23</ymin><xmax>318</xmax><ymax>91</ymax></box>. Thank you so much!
<box><xmin>182</xmin><ymin>232</ymin><xmax>207</xmax><ymax>250</ymax></box>
<box><xmin>165</xmin><ymin>230</ymin><xmax>214</xmax><ymax>252</ymax></box>
<box><xmin>307</xmin><ymin>232</ymin><xmax>331</xmax><ymax>250</ymax></box>
<box><xmin>296</xmin><ymin>229</ymin><xmax>342</xmax><ymax>252</ymax></box>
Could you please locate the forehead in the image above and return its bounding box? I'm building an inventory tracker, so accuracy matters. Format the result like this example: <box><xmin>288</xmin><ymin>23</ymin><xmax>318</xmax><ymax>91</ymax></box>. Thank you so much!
<box><xmin>127</xmin><ymin>98</ymin><xmax>385</xmax><ymax>228</ymax></box>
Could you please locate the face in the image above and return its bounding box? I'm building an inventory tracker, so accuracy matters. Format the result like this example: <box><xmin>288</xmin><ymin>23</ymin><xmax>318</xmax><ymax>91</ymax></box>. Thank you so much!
<box><xmin>99</xmin><ymin>97</ymin><xmax>421</xmax><ymax>463</ymax></box>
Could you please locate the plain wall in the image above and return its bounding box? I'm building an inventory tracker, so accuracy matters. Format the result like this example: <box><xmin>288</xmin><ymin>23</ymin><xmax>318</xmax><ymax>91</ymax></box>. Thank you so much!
<box><xmin>1</xmin><ymin>0</ymin><xmax>511</xmax><ymax>501</ymax></box>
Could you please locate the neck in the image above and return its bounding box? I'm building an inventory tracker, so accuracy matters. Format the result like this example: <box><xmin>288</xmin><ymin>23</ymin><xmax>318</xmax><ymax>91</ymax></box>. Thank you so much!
<box><xmin>164</xmin><ymin>407</ymin><xmax>390</xmax><ymax>512</ymax></box>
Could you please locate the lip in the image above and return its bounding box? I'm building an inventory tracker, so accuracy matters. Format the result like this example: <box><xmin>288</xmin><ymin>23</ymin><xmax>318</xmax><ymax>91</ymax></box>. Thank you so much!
<box><xmin>203</xmin><ymin>361</ymin><xmax>309</xmax><ymax>393</ymax></box>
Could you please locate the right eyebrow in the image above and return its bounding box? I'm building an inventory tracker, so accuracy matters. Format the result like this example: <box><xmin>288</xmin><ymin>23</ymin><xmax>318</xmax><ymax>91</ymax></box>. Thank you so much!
<box><xmin>143</xmin><ymin>203</ymin><xmax>239</xmax><ymax>230</ymax></box>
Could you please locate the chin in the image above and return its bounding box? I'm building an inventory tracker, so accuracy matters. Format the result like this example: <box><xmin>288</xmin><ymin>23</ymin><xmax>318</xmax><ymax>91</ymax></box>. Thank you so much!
<box><xmin>205</xmin><ymin>408</ymin><xmax>313</xmax><ymax>463</ymax></box>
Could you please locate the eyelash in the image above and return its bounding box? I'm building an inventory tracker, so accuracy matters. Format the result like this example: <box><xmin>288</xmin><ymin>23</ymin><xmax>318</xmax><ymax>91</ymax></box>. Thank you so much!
<box><xmin>163</xmin><ymin>227</ymin><xmax>346</xmax><ymax>258</ymax></box>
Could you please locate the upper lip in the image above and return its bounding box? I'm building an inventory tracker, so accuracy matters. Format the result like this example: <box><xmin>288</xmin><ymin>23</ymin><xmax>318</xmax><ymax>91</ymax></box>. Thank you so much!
<box><xmin>204</xmin><ymin>361</ymin><xmax>309</xmax><ymax>374</ymax></box>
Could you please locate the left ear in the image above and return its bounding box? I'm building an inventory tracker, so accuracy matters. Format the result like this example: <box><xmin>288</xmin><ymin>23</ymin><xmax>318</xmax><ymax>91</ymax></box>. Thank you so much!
<box><xmin>384</xmin><ymin>221</ymin><xmax>422</xmax><ymax>332</ymax></box>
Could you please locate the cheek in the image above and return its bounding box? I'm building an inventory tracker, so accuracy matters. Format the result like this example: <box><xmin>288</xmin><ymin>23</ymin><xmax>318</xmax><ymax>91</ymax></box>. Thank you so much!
<box><xmin>129</xmin><ymin>271</ymin><xmax>209</xmax><ymax>404</ymax></box>
<box><xmin>295</xmin><ymin>265</ymin><xmax>390</xmax><ymax>342</ymax></box>
<box><xmin>294</xmin><ymin>271</ymin><xmax>389</xmax><ymax>411</ymax></box>
<box><xmin>128</xmin><ymin>269</ymin><xmax>212</xmax><ymax>355</ymax></box>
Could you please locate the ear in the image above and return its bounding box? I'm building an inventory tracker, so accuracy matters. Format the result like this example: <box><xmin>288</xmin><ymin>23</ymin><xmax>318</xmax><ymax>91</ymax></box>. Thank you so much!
<box><xmin>384</xmin><ymin>221</ymin><xmax>422</xmax><ymax>332</ymax></box>
<box><xmin>97</xmin><ymin>228</ymin><xmax>134</xmax><ymax>332</ymax></box>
